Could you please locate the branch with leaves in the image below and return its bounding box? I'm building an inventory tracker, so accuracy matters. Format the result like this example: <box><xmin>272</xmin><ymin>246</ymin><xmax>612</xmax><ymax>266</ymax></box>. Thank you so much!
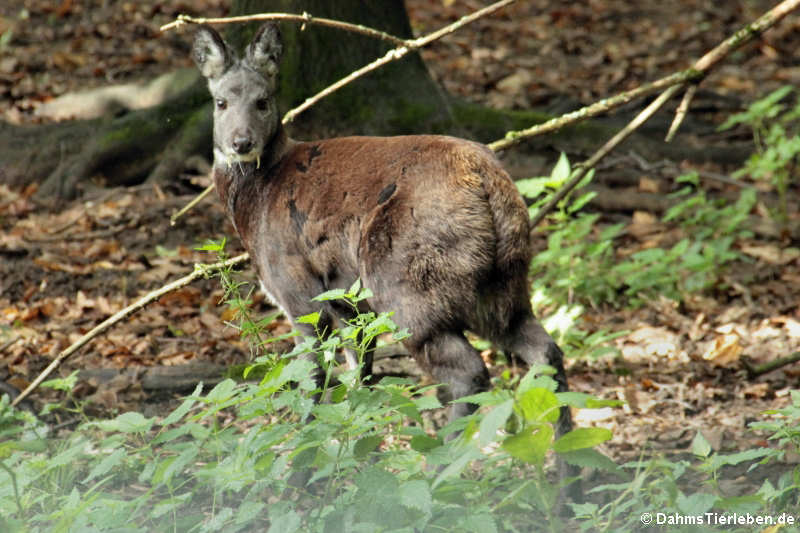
<box><xmin>525</xmin><ymin>0</ymin><xmax>800</xmax><ymax>230</ymax></box>
<box><xmin>11</xmin><ymin>253</ymin><xmax>248</xmax><ymax>407</ymax></box>
<box><xmin>167</xmin><ymin>0</ymin><xmax>518</xmax><ymax>224</ymax></box>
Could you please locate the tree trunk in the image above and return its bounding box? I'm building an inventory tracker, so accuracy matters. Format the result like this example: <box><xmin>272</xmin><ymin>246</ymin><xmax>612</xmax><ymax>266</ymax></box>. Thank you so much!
<box><xmin>233</xmin><ymin>0</ymin><xmax>454</xmax><ymax>135</ymax></box>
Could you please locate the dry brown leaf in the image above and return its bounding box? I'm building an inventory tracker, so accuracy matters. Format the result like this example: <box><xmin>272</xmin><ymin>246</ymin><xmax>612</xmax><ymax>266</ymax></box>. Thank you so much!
<box><xmin>742</xmin><ymin>382</ymin><xmax>770</xmax><ymax>399</ymax></box>
<box><xmin>702</xmin><ymin>334</ymin><xmax>742</xmax><ymax>366</ymax></box>
<box><xmin>629</xmin><ymin>210</ymin><xmax>662</xmax><ymax>239</ymax></box>
<box><xmin>638</xmin><ymin>177</ymin><xmax>660</xmax><ymax>193</ymax></box>
<box><xmin>740</xmin><ymin>244</ymin><xmax>800</xmax><ymax>265</ymax></box>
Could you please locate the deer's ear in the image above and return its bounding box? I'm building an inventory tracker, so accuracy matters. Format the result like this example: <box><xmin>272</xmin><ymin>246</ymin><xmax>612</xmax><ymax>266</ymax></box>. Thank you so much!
<box><xmin>245</xmin><ymin>23</ymin><xmax>282</xmax><ymax>78</ymax></box>
<box><xmin>192</xmin><ymin>25</ymin><xmax>231</xmax><ymax>80</ymax></box>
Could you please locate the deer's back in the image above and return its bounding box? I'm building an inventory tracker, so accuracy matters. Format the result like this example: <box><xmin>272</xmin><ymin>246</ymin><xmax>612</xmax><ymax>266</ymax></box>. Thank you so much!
<box><xmin>235</xmin><ymin>134</ymin><xmax>532</xmax><ymax>332</ymax></box>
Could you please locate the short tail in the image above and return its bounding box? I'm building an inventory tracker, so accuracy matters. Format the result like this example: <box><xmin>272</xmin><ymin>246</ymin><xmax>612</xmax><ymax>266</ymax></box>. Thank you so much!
<box><xmin>472</xmin><ymin>145</ymin><xmax>532</xmax><ymax>274</ymax></box>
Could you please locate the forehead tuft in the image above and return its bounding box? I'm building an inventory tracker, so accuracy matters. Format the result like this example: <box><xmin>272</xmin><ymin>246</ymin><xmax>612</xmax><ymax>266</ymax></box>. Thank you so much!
<box><xmin>209</xmin><ymin>64</ymin><xmax>275</xmax><ymax>95</ymax></box>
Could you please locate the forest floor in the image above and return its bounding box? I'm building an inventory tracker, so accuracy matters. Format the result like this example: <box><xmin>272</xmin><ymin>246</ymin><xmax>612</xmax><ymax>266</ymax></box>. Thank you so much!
<box><xmin>1</xmin><ymin>0</ymin><xmax>800</xmax><ymax>498</ymax></box>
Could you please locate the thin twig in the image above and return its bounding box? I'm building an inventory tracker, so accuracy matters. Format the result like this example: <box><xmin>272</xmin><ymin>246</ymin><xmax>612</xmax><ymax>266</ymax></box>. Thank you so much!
<box><xmin>170</xmin><ymin>183</ymin><xmax>215</xmax><ymax>226</ymax></box>
<box><xmin>11</xmin><ymin>253</ymin><xmax>250</xmax><ymax>407</ymax></box>
<box><xmin>282</xmin><ymin>45</ymin><xmax>412</xmax><ymax>125</ymax></box>
<box><xmin>283</xmin><ymin>0</ymin><xmax>516</xmax><ymax>124</ymax></box>
<box><xmin>524</xmin><ymin>0</ymin><xmax>800</xmax><ymax>226</ymax></box>
<box><xmin>160</xmin><ymin>12</ymin><xmax>406</xmax><ymax>46</ymax></box>
<box><xmin>528</xmin><ymin>85</ymin><xmax>683</xmax><ymax>231</ymax></box>
<box><xmin>666</xmin><ymin>84</ymin><xmax>697</xmax><ymax>142</ymax></box>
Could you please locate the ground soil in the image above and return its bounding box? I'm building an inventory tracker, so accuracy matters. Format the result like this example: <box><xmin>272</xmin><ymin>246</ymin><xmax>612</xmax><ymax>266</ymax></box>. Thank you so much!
<box><xmin>1</xmin><ymin>0</ymin><xmax>800</xmax><ymax>498</ymax></box>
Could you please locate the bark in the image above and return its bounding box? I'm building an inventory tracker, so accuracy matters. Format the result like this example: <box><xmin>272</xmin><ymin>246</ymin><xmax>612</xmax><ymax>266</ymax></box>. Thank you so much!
<box><xmin>232</xmin><ymin>0</ymin><xmax>454</xmax><ymax>135</ymax></box>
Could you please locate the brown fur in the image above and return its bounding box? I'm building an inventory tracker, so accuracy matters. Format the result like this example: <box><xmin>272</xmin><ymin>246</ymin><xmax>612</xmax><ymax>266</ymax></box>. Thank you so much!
<box><xmin>195</xmin><ymin>24</ymin><xmax>572</xmax><ymax>432</ymax></box>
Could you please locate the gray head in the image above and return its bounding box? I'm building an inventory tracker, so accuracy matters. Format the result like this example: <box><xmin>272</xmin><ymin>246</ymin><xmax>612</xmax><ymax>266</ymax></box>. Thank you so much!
<box><xmin>192</xmin><ymin>24</ymin><xmax>283</xmax><ymax>166</ymax></box>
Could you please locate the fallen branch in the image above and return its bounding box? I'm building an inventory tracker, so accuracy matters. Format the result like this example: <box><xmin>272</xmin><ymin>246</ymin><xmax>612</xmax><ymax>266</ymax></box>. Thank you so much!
<box><xmin>160</xmin><ymin>12</ymin><xmax>406</xmax><ymax>46</ymax></box>
<box><xmin>527</xmin><ymin>0</ymin><xmax>800</xmax><ymax>229</ymax></box>
<box><xmin>168</xmin><ymin>0</ymin><xmax>517</xmax><ymax>225</ymax></box>
<box><xmin>742</xmin><ymin>352</ymin><xmax>800</xmax><ymax>379</ymax></box>
<box><xmin>11</xmin><ymin>253</ymin><xmax>249</xmax><ymax>407</ymax></box>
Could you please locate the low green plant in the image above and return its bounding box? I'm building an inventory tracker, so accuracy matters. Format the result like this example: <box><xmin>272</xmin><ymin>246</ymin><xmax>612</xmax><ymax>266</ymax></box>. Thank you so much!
<box><xmin>519</xmin><ymin>154</ymin><xmax>756</xmax><ymax>310</ymax></box>
<box><xmin>0</xmin><ymin>278</ymin><xmax>618</xmax><ymax>532</ymax></box>
<box><xmin>747</xmin><ymin>390</ymin><xmax>800</xmax><ymax>511</ymax></box>
<box><xmin>612</xmin><ymin>172</ymin><xmax>756</xmax><ymax>305</ymax></box>
<box><xmin>570</xmin><ymin>398</ymin><xmax>800</xmax><ymax>533</ymax></box>
<box><xmin>720</xmin><ymin>85</ymin><xmax>800</xmax><ymax>227</ymax></box>
<box><xmin>518</xmin><ymin>153</ymin><xmax>626</xmax><ymax>359</ymax></box>
<box><xmin>196</xmin><ymin>238</ymin><xmax>279</xmax><ymax>358</ymax></box>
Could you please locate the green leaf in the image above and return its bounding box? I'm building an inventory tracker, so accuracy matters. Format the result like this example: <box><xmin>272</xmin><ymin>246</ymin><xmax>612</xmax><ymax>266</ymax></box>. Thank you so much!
<box><xmin>516</xmin><ymin>177</ymin><xmax>549</xmax><ymax>199</ymax></box>
<box><xmin>569</xmin><ymin>501</ymin><xmax>600</xmax><ymax>518</ymax></box>
<box><xmin>354</xmin><ymin>435</ymin><xmax>383</xmax><ymax>460</ymax></box>
<box><xmin>236</xmin><ymin>501</ymin><xmax>266</xmax><ymax>526</ymax></box>
<box><xmin>568</xmin><ymin>190</ymin><xmax>597</xmax><ymax>214</ymax></box>
<box><xmin>553</xmin><ymin>427</ymin><xmax>612</xmax><ymax>453</ymax></box>
<box><xmin>677</xmin><ymin>492</ymin><xmax>716</xmax><ymax>516</ymax></box>
<box><xmin>206</xmin><ymin>378</ymin><xmax>237</xmax><ymax>403</ymax></box>
<box><xmin>502</xmin><ymin>424</ymin><xmax>553</xmax><ymax>465</ymax></box>
<box><xmin>478</xmin><ymin>399</ymin><xmax>513</xmax><ymax>446</ymax></box>
<box><xmin>346</xmin><ymin>278</ymin><xmax>362</xmax><ymax>295</ymax></box>
<box><xmin>195</xmin><ymin>237</ymin><xmax>226</xmax><ymax>252</ymax></box>
<box><xmin>296</xmin><ymin>311</ymin><xmax>321</xmax><ymax>325</ymax></box>
<box><xmin>412</xmin><ymin>394</ymin><xmax>443</xmax><ymax>411</ymax></box>
<box><xmin>559</xmin><ymin>448</ymin><xmax>622</xmax><ymax>474</ymax></box>
<box><xmin>399</xmin><ymin>479</ymin><xmax>432</xmax><ymax>514</ymax></box>
<box><xmin>105</xmin><ymin>411</ymin><xmax>155</xmax><ymax>434</ymax></box>
<box><xmin>691</xmin><ymin>431</ymin><xmax>712</xmax><ymax>458</ymax></box>
<box><xmin>410</xmin><ymin>434</ymin><xmax>442</xmax><ymax>453</ymax></box>
<box><xmin>432</xmin><ymin>446</ymin><xmax>482</xmax><ymax>488</ymax></box>
<box><xmin>461</xmin><ymin>512</ymin><xmax>497</xmax><ymax>533</ymax></box>
<box><xmin>551</xmin><ymin>152</ymin><xmax>571</xmax><ymax>184</ymax></box>
<box><xmin>267</xmin><ymin>509</ymin><xmax>301</xmax><ymax>533</ymax></box>
<box><xmin>518</xmin><ymin>365</ymin><xmax>557</xmax><ymax>394</ymax></box>
<box><xmin>313</xmin><ymin>401</ymin><xmax>350</xmax><ymax>424</ymax></box>
<box><xmin>517</xmin><ymin>387</ymin><xmax>560</xmax><ymax>424</ymax></box>
<box><xmin>709</xmin><ymin>447</ymin><xmax>773</xmax><ymax>469</ymax></box>
<box><xmin>160</xmin><ymin>384</ymin><xmax>201</xmax><ymax>425</ymax></box>
<box><xmin>84</xmin><ymin>448</ymin><xmax>126</xmax><ymax>483</ymax></box>
<box><xmin>353</xmin><ymin>287</ymin><xmax>374</xmax><ymax>302</ymax></box>
<box><xmin>311</xmin><ymin>289</ymin><xmax>346</xmax><ymax>302</ymax></box>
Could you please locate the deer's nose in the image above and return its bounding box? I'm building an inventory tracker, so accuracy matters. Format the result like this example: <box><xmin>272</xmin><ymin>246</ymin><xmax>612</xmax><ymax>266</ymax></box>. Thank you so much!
<box><xmin>233</xmin><ymin>137</ymin><xmax>254</xmax><ymax>154</ymax></box>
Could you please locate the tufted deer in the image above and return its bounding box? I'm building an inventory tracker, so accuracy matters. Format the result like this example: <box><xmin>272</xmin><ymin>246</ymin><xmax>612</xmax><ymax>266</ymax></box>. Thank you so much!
<box><xmin>192</xmin><ymin>23</ymin><xmax>572</xmax><ymax>435</ymax></box>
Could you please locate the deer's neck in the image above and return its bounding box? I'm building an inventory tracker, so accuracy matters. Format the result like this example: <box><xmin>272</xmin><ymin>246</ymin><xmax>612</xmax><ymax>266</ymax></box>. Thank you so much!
<box><xmin>213</xmin><ymin>125</ymin><xmax>297</xmax><ymax>237</ymax></box>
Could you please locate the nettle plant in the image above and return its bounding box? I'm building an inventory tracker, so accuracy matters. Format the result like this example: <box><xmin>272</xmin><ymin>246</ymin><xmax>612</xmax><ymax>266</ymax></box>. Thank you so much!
<box><xmin>0</xmin><ymin>243</ymin><xmax>617</xmax><ymax>533</ymax></box>
<box><xmin>518</xmin><ymin>154</ymin><xmax>756</xmax><ymax>312</ymax></box>
<box><xmin>720</xmin><ymin>85</ymin><xmax>800</xmax><ymax>228</ymax></box>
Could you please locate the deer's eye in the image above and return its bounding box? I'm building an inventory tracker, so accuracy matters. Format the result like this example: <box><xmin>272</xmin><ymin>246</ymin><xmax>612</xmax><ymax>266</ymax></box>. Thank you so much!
<box><xmin>215</xmin><ymin>98</ymin><xmax>227</xmax><ymax>110</ymax></box>
<box><xmin>255</xmin><ymin>98</ymin><xmax>269</xmax><ymax>111</ymax></box>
